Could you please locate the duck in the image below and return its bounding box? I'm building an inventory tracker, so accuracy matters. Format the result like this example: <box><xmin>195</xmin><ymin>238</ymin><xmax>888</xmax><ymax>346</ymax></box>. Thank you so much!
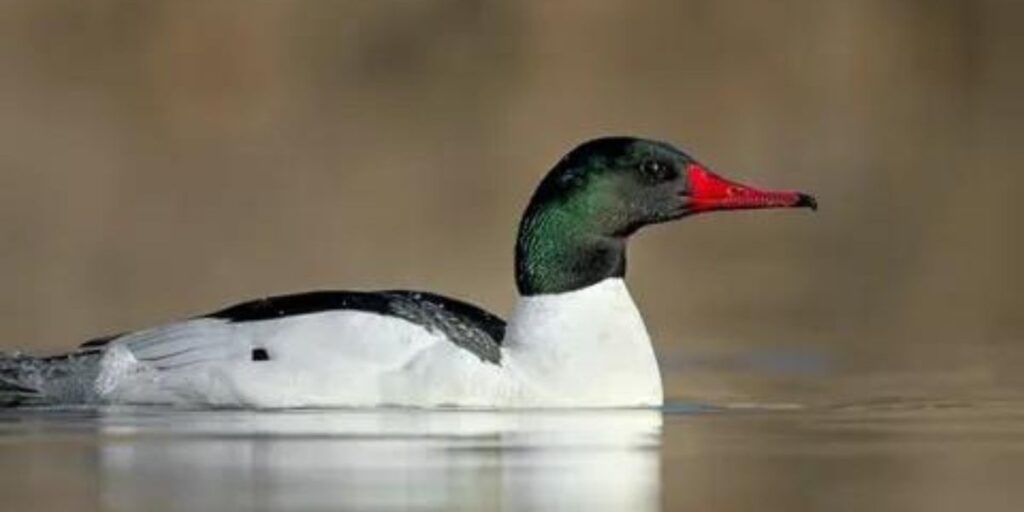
<box><xmin>0</xmin><ymin>137</ymin><xmax>816</xmax><ymax>408</ymax></box>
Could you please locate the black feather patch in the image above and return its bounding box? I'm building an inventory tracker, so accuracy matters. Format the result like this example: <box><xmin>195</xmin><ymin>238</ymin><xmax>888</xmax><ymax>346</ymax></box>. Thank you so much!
<box><xmin>251</xmin><ymin>348</ymin><xmax>270</xmax><ymax>361</ymax></box>
<box><xmin>205</xmin><ymin>290</ymin><xmax>506</xmax><ymax>365</ymax></box>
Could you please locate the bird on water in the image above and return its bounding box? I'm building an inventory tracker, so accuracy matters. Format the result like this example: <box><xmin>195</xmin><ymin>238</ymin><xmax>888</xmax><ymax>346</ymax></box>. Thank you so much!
<box><xmin>0</xmin><ymin>137</ymin><xmax>816</xmax><ymax>408</ymax></box>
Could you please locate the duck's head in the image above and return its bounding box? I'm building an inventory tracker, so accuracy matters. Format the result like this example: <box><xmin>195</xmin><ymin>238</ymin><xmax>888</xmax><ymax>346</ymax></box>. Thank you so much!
<box><xmin>515</xmin><ymin>136</ymin><xmax>816</xmax><ymax>295</ymax></box>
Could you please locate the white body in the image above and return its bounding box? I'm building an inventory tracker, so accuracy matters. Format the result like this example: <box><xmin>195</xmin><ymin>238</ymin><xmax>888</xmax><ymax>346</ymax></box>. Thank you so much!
<box><xmin>92</xmin><ymin>279</ymin><xmax>663</xmax><ymax>408</ymax></box>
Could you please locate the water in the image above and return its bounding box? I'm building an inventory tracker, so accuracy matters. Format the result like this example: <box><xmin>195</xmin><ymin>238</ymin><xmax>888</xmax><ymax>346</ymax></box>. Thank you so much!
<box><xmin>2</xmin><ymin>401</ymin><xmax>1023</xmax><ymax>512</ymax></box>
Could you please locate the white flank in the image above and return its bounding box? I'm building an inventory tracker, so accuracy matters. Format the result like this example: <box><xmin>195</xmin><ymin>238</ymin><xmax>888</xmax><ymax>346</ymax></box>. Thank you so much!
<box><xmin>89</xmin><ymin>278</ymin><xmax>662</xmax><ymax>408</ymax></box>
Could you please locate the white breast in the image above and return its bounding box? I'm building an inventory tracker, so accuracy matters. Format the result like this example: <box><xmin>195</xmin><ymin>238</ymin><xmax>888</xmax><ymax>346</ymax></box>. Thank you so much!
<box><xmin>502</xmin><ymin>278</ymin><xmax>663</xmax><ymax>407</ymax></box>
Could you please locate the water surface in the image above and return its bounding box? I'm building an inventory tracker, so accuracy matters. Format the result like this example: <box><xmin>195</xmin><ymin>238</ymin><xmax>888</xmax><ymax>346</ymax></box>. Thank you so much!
<box><xmin>2</xmin><ymin>400</ymin><xmax>1023</xmax><ymax>511</ymax></box>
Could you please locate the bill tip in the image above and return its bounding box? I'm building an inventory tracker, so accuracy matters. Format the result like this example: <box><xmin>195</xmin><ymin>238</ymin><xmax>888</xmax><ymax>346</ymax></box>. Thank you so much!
<box><xmin>795</xmin><ymin>193</ymin><xmax>818</xmax><ymax>211</ymax></box>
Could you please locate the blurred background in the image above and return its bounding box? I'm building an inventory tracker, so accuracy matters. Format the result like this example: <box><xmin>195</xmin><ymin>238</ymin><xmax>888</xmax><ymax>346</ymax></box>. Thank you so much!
<box><xmin>1</xmin><ymin>0</ymin><xmax>1021</xmax><ymax>402</ymax></box>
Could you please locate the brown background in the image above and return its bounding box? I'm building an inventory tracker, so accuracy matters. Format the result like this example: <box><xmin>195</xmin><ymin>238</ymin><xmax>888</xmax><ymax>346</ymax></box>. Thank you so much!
<box><xmin>1</xmin><ymin>0</ymin><xmax>1021</xmax><ymax>401</ymax></box>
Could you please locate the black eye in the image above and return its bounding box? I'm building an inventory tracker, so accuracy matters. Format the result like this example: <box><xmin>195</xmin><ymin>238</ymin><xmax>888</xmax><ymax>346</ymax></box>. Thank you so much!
<box><xmin>640</xmin><ymin>160</ymin><xmax>673</xmax><ymax>181</ymax></box>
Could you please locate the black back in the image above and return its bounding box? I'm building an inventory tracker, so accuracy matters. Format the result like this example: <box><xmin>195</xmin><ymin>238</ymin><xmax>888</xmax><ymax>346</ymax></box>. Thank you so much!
<box><xmin>78</xmin><ymin>290</ymin><xmax>506</xmax><ymax>365</ymax></box>
<box><xmin>206</xmin><ymin>290</ymin><xmax>506</xmax><ymax>365</ymax></box>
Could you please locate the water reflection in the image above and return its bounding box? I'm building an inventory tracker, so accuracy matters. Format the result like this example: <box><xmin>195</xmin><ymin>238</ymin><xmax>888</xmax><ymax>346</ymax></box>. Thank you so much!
<box><xmin>5</xmin><ymin>402</ymin><xmax>1024</xmax><ymax>511</ymax></box>
<box><xmin>94</xmin><ymin>408</ymin><xmax>661</xmax><ymax>511</ymax></box>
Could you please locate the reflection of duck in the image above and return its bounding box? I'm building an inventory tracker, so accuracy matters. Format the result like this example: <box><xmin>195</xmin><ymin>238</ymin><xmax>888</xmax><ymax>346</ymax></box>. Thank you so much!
<box><xmin>1</xmin><ymin>137</ymin><xmax>815</xmax><ymax>407</ymax></box>
<box><xmin>97</xmin><ymin>408</ymin><xmax>662</xmax><ymax>512</ymax></box>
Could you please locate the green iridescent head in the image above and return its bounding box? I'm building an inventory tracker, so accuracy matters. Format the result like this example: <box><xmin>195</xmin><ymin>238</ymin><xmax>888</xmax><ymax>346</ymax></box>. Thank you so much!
<box><xmin>515</xmin><ymin>137</ymin><xmax>816</xmax><ymax>296</ymax></box>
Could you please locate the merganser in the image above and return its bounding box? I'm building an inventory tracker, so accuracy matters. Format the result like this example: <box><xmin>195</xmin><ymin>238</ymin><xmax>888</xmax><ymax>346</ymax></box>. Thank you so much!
<box><xmin>0</xmin><ymin>137</ymin><xmax>816</xmax><ymax>408</ymax></box>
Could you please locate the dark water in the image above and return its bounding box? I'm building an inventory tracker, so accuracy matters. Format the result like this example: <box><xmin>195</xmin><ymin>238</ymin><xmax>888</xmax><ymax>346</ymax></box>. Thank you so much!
<box><xmin>2</xmin><ymin>401</ymin><xmax>1023</xmax><ymax>512</ymax></box>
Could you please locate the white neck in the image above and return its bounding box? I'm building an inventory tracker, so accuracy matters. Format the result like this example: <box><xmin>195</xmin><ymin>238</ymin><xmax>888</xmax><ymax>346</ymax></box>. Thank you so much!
<box><xmin>503</xmin><ymin>278</ymin><xmax>663</xmax><ymax>407</ymax></box>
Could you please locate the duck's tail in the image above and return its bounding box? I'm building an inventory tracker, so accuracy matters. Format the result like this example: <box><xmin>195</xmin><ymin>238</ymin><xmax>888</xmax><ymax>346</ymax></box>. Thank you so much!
<box><xmin>0</xmin><ymin>351</ymin><xmax>102</xmax><ymax>407</ymax></box>
<box><xmin>0</xmin><ymin>353</ymin><xmax>47</xmax><ymax>406</ymax></box>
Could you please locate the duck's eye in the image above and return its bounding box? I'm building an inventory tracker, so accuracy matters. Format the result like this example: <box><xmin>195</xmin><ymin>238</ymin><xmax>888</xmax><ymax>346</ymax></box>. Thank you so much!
<box><xmin>640</xmin><ymin>160</ymin><xmax>673</xmax><ymax>181</ymax></box>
